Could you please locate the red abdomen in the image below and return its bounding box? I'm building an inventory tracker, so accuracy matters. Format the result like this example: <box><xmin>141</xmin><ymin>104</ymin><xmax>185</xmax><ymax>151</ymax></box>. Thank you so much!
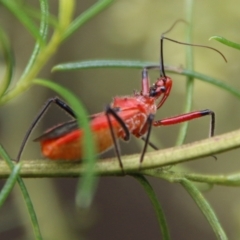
<box><xmin>39</xmin><ymin>117</ymin><xmax>122</xmax><ymax>161</ymax></box>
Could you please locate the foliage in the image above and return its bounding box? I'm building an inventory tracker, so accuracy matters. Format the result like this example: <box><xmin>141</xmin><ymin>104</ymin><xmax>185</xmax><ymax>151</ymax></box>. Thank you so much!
<box><xmin>0</xmin><ymin>0</ymin><xmax>240</xmax><ymax>239</ymax></box>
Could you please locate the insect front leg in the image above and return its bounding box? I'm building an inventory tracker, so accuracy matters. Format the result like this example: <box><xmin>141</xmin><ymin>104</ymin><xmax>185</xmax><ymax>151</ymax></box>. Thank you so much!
<box><xmin>138</xmin><ymin>113</ymin><xmax>155</xmax><ymax>169</ymax></box>
<box><xmin>105</xmin><ymin>105</ymin><xmax>130</xmax><ymax>174</ymax></box>
<box><xmin>17</xmin><ymin>97</ymin><xmax>76</xmax><ymax>162</ymax></box>
<box><xmin>153</xmin><ymin>109</ymin><xmax>215</xmax><ymax>137</ymax></box>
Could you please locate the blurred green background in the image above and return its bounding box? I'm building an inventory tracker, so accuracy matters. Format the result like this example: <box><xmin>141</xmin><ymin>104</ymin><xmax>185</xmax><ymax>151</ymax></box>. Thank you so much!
<box><xmin>0</xmin><ymin>0</ymin><xmax>240</xmax><ymax>239</ymax></box>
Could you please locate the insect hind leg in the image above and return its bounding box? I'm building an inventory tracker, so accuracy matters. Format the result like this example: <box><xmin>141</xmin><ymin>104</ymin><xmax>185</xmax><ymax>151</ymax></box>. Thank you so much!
<box><xmin>16</xmin><ymin>97</ymin><xmax>76</xmax><ymax>162</ymax></box>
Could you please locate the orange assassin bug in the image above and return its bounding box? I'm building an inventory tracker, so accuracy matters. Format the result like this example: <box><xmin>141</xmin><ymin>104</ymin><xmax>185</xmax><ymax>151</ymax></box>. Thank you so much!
<box><xmin>16</xmin><ymin>21</ymin><xmax>226</xmax><ymax>170</ymax></box>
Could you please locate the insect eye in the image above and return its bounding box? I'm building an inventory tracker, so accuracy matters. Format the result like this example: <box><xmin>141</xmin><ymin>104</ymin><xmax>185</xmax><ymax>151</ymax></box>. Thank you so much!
<box><xmin>149</xmin><ymin>85</ymin><xmax>166</xmax><ymax>97</ymax></box>
<box><xmin>149</xmin><ymin>87</ymin><xmax>157</xmax><ymax>97</ymax></box>
<box><xmin>160</xmin><ymin>86</ymin><xmax>166</xmax><ymax>92</ymax></box>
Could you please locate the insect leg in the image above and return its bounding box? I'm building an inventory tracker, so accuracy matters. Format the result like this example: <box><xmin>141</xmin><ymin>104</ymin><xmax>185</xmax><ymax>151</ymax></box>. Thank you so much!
<box><xmin>140</xmin><ymin>137</ymin><xmax>159</xmax><ymax>151</ymax></box>
<box><xmin>153</xmin><ymin>109</ymin><xmax>215</xmax><ymax>137</ymax></box>
<box><xmin>139</xmin><ymin>114</ymin><xmax>155</xmax><ymax>169</ymax></box>
<box><xmin>105</xmin><ymin>105</ymin><xmax>130</xmax><ymax>173</ymax></box>
<box><xmin>16</xmin><ymin>97</ymin><xmax>76</xmax><ymax>162</ymax></box>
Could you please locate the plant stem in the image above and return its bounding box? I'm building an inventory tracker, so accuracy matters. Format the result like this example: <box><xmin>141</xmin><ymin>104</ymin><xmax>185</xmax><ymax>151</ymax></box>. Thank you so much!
<box><xmin>176</xmin><ymin>0</ymin><xmax>195</xmax><ymax>145</ymax></box>
<box><xmin>1</xmin><ymin>128</ymin><xmax>240</xmax><ymax>177</ymax></box>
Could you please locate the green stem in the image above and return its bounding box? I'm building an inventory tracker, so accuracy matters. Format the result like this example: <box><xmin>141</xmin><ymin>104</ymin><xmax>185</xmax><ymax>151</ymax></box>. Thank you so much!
<box><xmin>133</xmin><ymin>175</ymin><xmax>170</xmax><ymax>240</ymax></box>
<box><xmin>145</xmin><ymin>170</ymin><xmax>240</xmax><ymax>187</ymax></box>
<box><xmin>0</xmin><ymin>145</ymin><xmax>42</xmax><ymax>240</ymax></box>
<box><xmin>1</xmin><ymin>129</ymin><xmax>240</xmax><ymax>177</ymax></box>
<box><xmin>176</xmin><ymin>0</ymin><xmax>195</xmax><ymax>145</ymax></box>
<box><xmin>0</xmin><ymin>0</ymin><xmax>75</xmax><ymax>105</ymax></box>
<box><xmin>20</xmin><ymin>0</ymin><xmax>49</xmax><ymax>80</ymax></box>
<box><xmin>181</xmin><ymin>179</ymin><xmax>227</xmax><ymax>240</ymax></box>
<box><xmin>0</xmin><ymin>163</ymin><xmax>21</xmax><ymax>207</ymax></box>
<box><xmin>63</xmin><ymin>0</ymin><xmax>115</xmax><ymax>41</ymax></box>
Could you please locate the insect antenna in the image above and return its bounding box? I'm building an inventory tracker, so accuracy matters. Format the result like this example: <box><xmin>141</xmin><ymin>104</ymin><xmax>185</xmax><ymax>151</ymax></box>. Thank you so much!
<box><xmin>162</xmin><ymin>36</ymin><xmax>227</xmax><ymax>63</ymax></box>
<box><xmin>159</xmin><ymin>19</ymin><xmax>227</xmax><ymax>79</ymax></box>
<box><xmin>160</xmin><ymin>19</ymin><xmax>187</xmax><ymax>78</ymax></box>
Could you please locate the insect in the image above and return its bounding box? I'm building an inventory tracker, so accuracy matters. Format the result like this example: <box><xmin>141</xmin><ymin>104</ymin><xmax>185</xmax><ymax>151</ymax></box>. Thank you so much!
<box><xmin>16</xmin><ymin>21</ymin><xmax>226</xmax><ymax>171</ymax></box>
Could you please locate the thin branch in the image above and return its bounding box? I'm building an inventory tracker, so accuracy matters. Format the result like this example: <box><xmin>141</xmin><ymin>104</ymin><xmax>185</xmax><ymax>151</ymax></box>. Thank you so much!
<box><xmin>1</xmin><ymin>128</ymin><xmax>240</xmax><ymax>178</ymax></box>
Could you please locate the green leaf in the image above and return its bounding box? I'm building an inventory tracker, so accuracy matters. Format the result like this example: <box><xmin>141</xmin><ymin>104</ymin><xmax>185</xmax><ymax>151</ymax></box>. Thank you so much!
<box><xmin>33</xmin><ymin>79</ymin><xmax>97</xmax><ymax>208</ymax></box>
<box><xmin>0</xmin><ymin>0</ymin><xmax>45</xmax><ymax>46</ymax></box>
<box><xmin>63</xmin><ymin>0</ymin><xmax>115</xmax><ymax>41</ymax></box>
<box><xmin>0</xmin><ymin>145</ymin><xmax>42</xmax><ymax>240</ymax></box>
<box><xmin>181</xmin><ymin>179</ymin><xmax>227</xmax><ymax>240</ymax></box>
<box><xmin>22</xmin><ymin>4</ymin><xmax>58</xmax><ymax>29</ymax></box>
<box><xmin>0</xmin><ymin>163</ymin><xmax>21</xmax><ymax>207</ymax></box>
<box><xmin>0</xmin><ymin>26</ymin><xmax>14</xmax><ymax>97</ymax></box>
<box><xmin>133</xmin><ymin>175</ymin><xmax>170</xmax><ymax>240</ymax></box>
<box><xmin>209</xmin><ymin>36</ymin><xmax>240</xmax><ymax>50</ymax></box>
<box><xmin>20</xmin><ymin>0</ymin><xmax>49</xmax><ymax>81</ymax></box>
<box><xmin>52</xmin><ymin>59</ymin><xmax>240</xmax><ymax>100</ymax></box>
<box><xmin>52</xmin><ymin>60</ymin><xmax>158</xmax><ymax>71</ymax></box>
